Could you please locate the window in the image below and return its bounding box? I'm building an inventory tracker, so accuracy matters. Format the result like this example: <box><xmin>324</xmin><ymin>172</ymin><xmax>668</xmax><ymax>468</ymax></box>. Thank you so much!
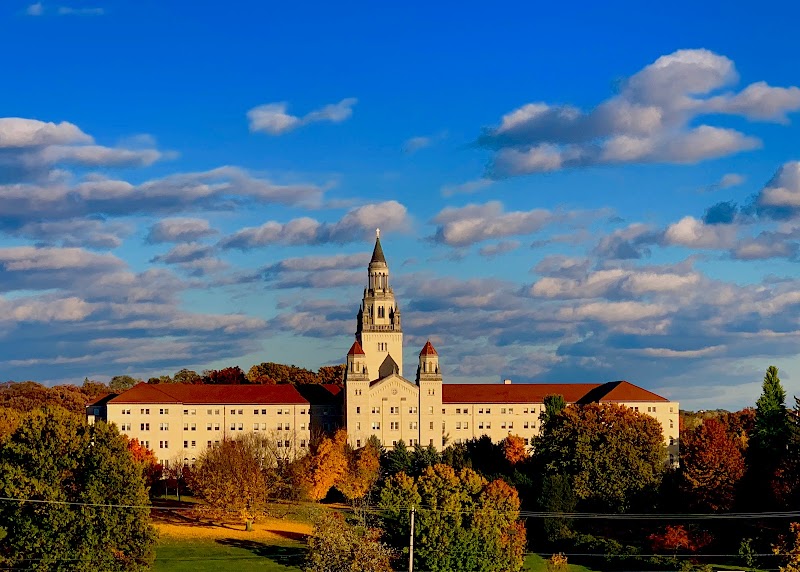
<box><xmin>501</xmin><ymin>422</ymin><xmax>506</xmax><ymax>429</ymax></box>
<box><xmin>160</xmin><ymin>408</ymin><xmax>169</xmax><ymax>415</ymax></box>
<box><xmin>670</xmin><ymin>454</ymin><xmax>675</xmax><ymax>464</ymax></box>
<box><xmin>206</xmin><ymin>423</ymin><xmax>212</xmax><ymax>430</ymax></box>
<box><xmin>230</xmin><ymin>423</ymin><xmax>235</xmax><ymax>431</ymax></box>
<box><xmin>214</xmin><ymin>423</ymin><xmax>220</xmax><ymax>431</ymax></box>
<box><xmin>486</xmin><ymin>408</ymin><xmax>491</xmax><ymax>414</ymax></box>
<box><xmin>191</xmin><ymin>441</ymin><xmax>196</xmax><ymax>448</ymax></box>
<box><xmin>190</xmin><ymin>409</ymin><xmax>196</xmax><ymax>416</ymax></box>
<box><xmin>356</xmin><ymin>440</ymin><xmax>362</xmax><ymax>448</ymax></box>
<box><xmin>427</xmin><ymin>389</ymin><xmax>434</xmax><ymax>396</ymax></box>
<box><xmin>285</xmin><ymin>424</ymin><xmax>290</xmax><ymax>430</ymax></box>
<box><xmin>409</xmin><ymin>406</ymin><xmax>417</xmax><ymax>414</ymax></box>
<box><xmin>524</xmin><ymin>438</ymin><xmax>529</xmax><ymax>445</ymax></box>
<box><xmin>183</xmin><ymin>423</ymin><xmax>189</xmax><ymax>431</ymax></box>
<box><xmin>184</xmin><ymin>409</ymin><xmax>189</xmax><ymax>415</ymax></box>
<box><xmin>301</xmin><ymin>423</ymin><xmax>307</xmax><ymax>430</ymax></box>
<box><xmin>160</xmin><ymin>423</ymin><xmax>169</xmax><ymax>431</ymax></box>
<box><xmin>254</xmin><ymin>409</ymin><xmax>259</xmax><ymax>415</ymax></box>
<box><xmin>207</xmin><ymin>409</ymin><xmax>212</xmax><ymax>415</ymax></box>
<box><xmin>524</xmin><ymin>422</ymin><xmax>529</xmax><ymax>429</ymax></box>
<box><xmin>300</xmin><ymin>440</ymin><xmax>307</xmax><ymax>448</ymax></box>
<box><xmin>508</xmin><ymin>408</ymin><xmax>513</xmax><ymax>414</ymax></box>
<box><xmin>238</xmin><ymin>409</ymin><xmax>243</xmax><ymax>415</ymax></box>
<box><xmin>356</xmin><ymin>422</ymin><xmax>361</xmax><ymax>430</ymax></box>
<box><xmin>262</xmin><ymin>409</ymin><xmax>267</xmax><ymax>415</ymax></box>
<box><xmin>464</xmin><ymin>408</ymin><xmax>469</xmax><ymax>414</ymax></box>
<box><xmin>140</xmin><ymin>423</ymin><xmax>150</xmax><ymax>431</ymax></box>
<box><xmin>372</xmin><ymin>422</ymin><xmax>380</xmax><ymax>430</ymax></box>
<box><xmin>508</xmin><ymin>422</ymin><xmax>513</xmax><ymax>429</ymax></box>
<box><xmin>428</xmin><ymin>406</ymin><xmax>433</xmax><ymax>414</ymax></box>
<box><xmin>159</xmin><ymin>441</ymin><xmax>168</xmax><ymax>449</ymax></box>
<box><xmin>214</xmin><ymin>409</ymin><xmax>220</xmax><ymax>415</ymax></box>
<box><xmin>670</xmin><ymin>407</ymin><xmax>674</xmax><ymax>413</ymax></box>
<box><xmin>183</xmin><ymin>440</ymin><xmax>188</xmax><ymax>448</ymax></box>
<box><xmin>356</xmin><ymin>407</ymin><xmax>361</xmax><ymax>414</ymax></box>
<box><xmin>456</xmin><ymin>422</ymin><xmax>462</xmax><ymax>430</ymax></box>
<box><xmin>390</xmin><ymin>422</ymin><xmax>399</xmax><ymax>430</ymax></box>
<box><xmin>277</xmin><ymin>423</ymin><xmax>283</xmax><ymax>431</ymax></box>
<box><xmin>670</xmin><ymin>419</ymin><xmax>674</xmax><ymax>429</ymax></box>
<box><xmin>261</xmin><ymin>423</ymin><xmax>267</xmax><ymax>430</ymax></box>
<box><xmin>429</xmin><ymin>421</ymin><xmax>434</xmax><ymax>430</ymax></box>
<box><xmin>442</xmin><ymin>408</ymin><xmax>446</xmax><ymax>414</ymax></box>
<box><xmin>464</xmin><ymin>422</ymin><xmax>469</xmax><ymax>429</ymax></box>
<box><xmin>634</xmin><ymin>406</ymin><xmax>639</xmax><ymax>412</ymax></box>
<box><xmin>121</xmin><ymin>423</ymin><xmax>131</xmax><ymax>431</ymax></box>
<box><xmin>140</xmin><ymin>408</ymin><xmax>150</xmax><ymax>415</ymax></box>
<box><xmin>284</xmin><ymin>440</ymin><xmax>290</xmax><ymax>448</ymax></box>
<box><xmin>501</xmin><ymin>408</ymin><xmax>506</xmax><ymax>414</ymax></box>
<box><xmin>190</xmin><ymin>423</ymin><xmax>196</xmax><ymax>431</ymax></box>
<box><xmin>207</xmin><ymin>441</ymin><xmax>212</xmax><ymax>448</ymax></box>
<box><xmin>237</xmin><ymin>423</ymin><xmax>243</xmax><ymax>431</ymax></box>
<box><xmin>372</xmin><ymin>407</ymin><xmax>380</xmax><ymax>414</ymax></box>
<box><xmin>456</xmin><ymin>408</ymin><xmax>461</xmax><ymax>414</ymax></box>
<box><xmin>486</xmin><ymin>422</ymin><xmax>491</xmax><ymax>429</ymax></box>
<box><xmin>669</xmin><ymin>437</ymin><xmax>675</xmax><ymax>446</ymax></box>
<box><xmin>122</xmin><ymin>409</ymin><xmax>130</xmax><ymax>415</ymax></box>
<box><xmin>479</xmin><ymin>408</ymin><xmax>484</xmax><ymax>414</ymax></box>
<box><xmin>410</xmin><ymin>421</ymin><xmax>418</xmax><ymax>430</ymax></box>
<box><xmin>523</xmin><ymin>408</ymin><xmax>529</xmax><ymax>414</ymax></box>
<box><xmin>300</xmin><ymin>409</ymin><xmax>305</xmax><ymax>415</ymax></box>
<box><xmin>254</xmin><ymin>423</ymin><xmax>260</xmax><ymax>431</ymax></box>
<box><xmin>478</xmin><ymin>422</ymin><xmax>484</xmax><ymax>429</ymax></box>
<box><xmin>142</xmin><ymin>441</ymin><xmax>149</xmax><ymax>448</ymax></box>
<box><xmin>231</xmin><ymin>409</ymin><xmax>236</xmax><ymax>415</ymax></box>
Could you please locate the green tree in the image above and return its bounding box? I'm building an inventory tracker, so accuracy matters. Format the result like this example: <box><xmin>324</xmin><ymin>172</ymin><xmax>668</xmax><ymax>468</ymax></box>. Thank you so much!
<box><xmin>192</xmin><ymin>433</ymin><xmax>288</xmax><ymax>528</ymax></box>
<box><xmin>541</xmin><ymin>394</ymin><xmax>567</xmax><ymax>427</ymax></box>
<box><xmin>172</xmin><ymin>368</ymin><xmax>202</xmax><ymax>384</ymax></box>
<box><xmin>379</xmin><ymin>464</ymin><xmax>526</xmax><ymax>572</ymax></box>
<box><xmin>539</xmin><ymin>473</ymin><xmax>576</xmax><ymax>542</ymax></box>
<box><xmin>753</xmin><ymin>366</ymin><xmax>789</xmax><ymax>457</ymax></box>
<box><xmin>533</xmin><ymin>403</ymin><xmax>666</xmax><ymax>512</ymax></box>
<box><xmin>109</xmin><ymin>375</ymin><xmax>141</xmax><ymax>391</ymax></box>
<box><xmin>304</xmin><ymin>511</ymin><xmax>394</xmax><ymax>572</ymax></box>
<box><xmin>383</xmin><ymin>439</ymin><xmax>413</xmax><ymax>476</ymax></box>
<box><xmin>0</xmin><ymin>407</ymin><xmax>156</xmax><ymax>570</ymax></box>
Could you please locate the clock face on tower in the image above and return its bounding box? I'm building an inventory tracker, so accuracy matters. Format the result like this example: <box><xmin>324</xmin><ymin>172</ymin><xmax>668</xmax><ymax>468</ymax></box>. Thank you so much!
<box><xmin>392</xmin><ymin>389</ymin><xmax>398</xmax><ymax>395</ymax></box>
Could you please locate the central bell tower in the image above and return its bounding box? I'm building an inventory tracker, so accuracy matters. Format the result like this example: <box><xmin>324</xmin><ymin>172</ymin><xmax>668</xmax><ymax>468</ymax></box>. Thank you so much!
<box><xmin>356</xmin><ymin>229</ymin><xmax>403</xmax><ymax>379</ymax></box>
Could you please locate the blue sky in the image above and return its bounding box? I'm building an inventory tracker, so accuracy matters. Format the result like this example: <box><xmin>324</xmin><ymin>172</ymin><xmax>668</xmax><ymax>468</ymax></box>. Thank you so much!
<box><xmin>2</xmin><ymin>1</ymin><xmax>800</xmax><ymax>409</ymax></box>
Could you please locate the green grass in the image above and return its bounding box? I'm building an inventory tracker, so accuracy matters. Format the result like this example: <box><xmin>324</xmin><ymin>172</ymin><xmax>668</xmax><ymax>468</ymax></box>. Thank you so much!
<box><xmin>523</xmin><ymin>553</ymin><xmax>599</xmax><ymax>572</ymax></box>
<box><xmin>153</xmin><ymin>537</ymin><xmax>304</xmax><ymax>572</ymax></box>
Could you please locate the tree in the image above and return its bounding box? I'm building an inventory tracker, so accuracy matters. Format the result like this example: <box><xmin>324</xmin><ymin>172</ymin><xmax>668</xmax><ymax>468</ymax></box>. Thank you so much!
<box><xmin>774</xmin><ymin>522</ymin><xmax>800</xmax><ymax>572</ymax></box>
<box><xmin>109</xmin><ymin>375</ymin><xmax>141</xmax><ymax>391</ymax></box>
<box><xmin>246</xmin><ymin>362</ymin><xmax>318</xmax><ymax>385</ymax></box>
<box><xmin>191</xmin><ymin>433</ymin><xmax>287</xmax><ymax>528</ymax></box>
<box><xmin>172</xmin><ymin>369</ymin><xmax>202</xmax><ymax>384</ymax></box>
<box><xmin>316</xmin><ymin>364</ymin><xmax>346</xmax><ymax>385</ymax></box>
<box><xmin>337</xmin><ymin>439</ymin><xmax>381</xmax><ymax>502</ymax></box>
<box><xmin>680</xmin><ymin>418</ymin><xmax>745</xmax><ymax>511</ymax></box>
<box><xmin>753</xmin><ymin>366</ymin><xmax>790</xmax><ymax>457</ymax></box>
<box><xmin>296</xmin><ymin>429</ymin><xmax>348</xmax><ymax>501</ymax></box>
<box><xmin>533</xmin><ymin>403</ymin><xmax>666</xmax><ymax>512</ymax></box>
<box><xmin>126</xmin><ymin>438</ymin><xmax>162</xmax><ymax>491</ymax></box>
<box><xmin>0</xmin><ymin>407</ymin><xmax>156</xmax><ymax>570</ymax></box>
<box><xmin>382</xmin><ymin>439</ymin><xmax>413</xmax><ymax>477</ymax></box>
<box><xmin>379</xmin><ymin>464</ymin><xmax>527</xmax><ymax>572</ymax></box>
<box><xmin>503</xmin><ymin>434</ymin><xmax>529</xmax><ymax>465</ymax></box>
<box><xmin>203</xmin><ymin>366</ymin><xmax>247</xmax><ymax>385</ymax></box>
<box><xmin>304</xmin><ymin>511</ymin><xmax>394</xmax><ymax>572</ymax></box>
<box><xmin>539</xmin><ymin>473</ymin><xmax>576</xmax><ymax>542</ymax></box>
<box><xmin>0</xmin><ymin>407</ymin><xmax>21</xmax><ymax>441</ymax></box>
<box><xmin>541</xmin><ymin>394</ymin><xmax>567</xmax><ymax>427</ymax></box>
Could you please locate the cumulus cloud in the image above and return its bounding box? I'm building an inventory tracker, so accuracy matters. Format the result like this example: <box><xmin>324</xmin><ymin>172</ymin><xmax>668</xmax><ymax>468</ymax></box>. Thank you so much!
<box><xmin>431</xmin><ymin>201</ymin><xmax>563</xmax><ymax>247</ymax></box>
<box><xmin>0</xmin><ymin>118</ymin><xmax>91</xmax><ymax>148</ymax></box>
<box><xmin>247</xmin><ymin>98</ymin><xmax>357</xmax><ymax>135</ymax></box>
<box><xmin>592</xmin><ymin>223</ymin><xmax>660</xmax><ymax>259</ymax></box>
<box><xmin>700</xmin><ymin>172</ymin><xmax>746</xmax><ymax>193</ymax></box>
<box><xmin>757</xmin><ymin>161</ymin><xmax>800</xmax><ymax>218</ymax></box>
<box><xmin>220</xmin><ymin>200</ymin><xmax>409</xmax><ymax>250</ymax></box>
<box><xmin>14</xmin><ymin>218</ymin><xmax>131</xmax><ymax>249</ymax></box>
<box><xmin>478</xmin><ymin>240</ymin><xmax>520</xmax><ymax>257</ymax></box>
<box><xmin>147</xmin><ymin>218</ymin><xmax>217</xmax><ymax>243</ymax></box>
<box><xmin>480</xmin><ymin>49</ymin><xmax>799</xmax><ymax>176</ymax></box>
<box><xmin>663</xmin><ymin>216</ymin><xmax>739</xmax><ymax>249</ymax></box>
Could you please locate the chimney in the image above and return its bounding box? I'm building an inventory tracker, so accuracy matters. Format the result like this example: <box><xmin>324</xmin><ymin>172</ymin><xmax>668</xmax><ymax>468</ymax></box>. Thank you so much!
<box><xmin>503</xmin><ymin>379</ymin><xmax>512</xmax><ymax>385</ymax></box>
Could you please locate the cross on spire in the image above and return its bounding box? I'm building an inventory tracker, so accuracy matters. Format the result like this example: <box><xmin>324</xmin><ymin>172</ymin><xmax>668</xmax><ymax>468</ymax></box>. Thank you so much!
<box><xmin>376</xmin><ymin>227</ymin><xmax>380</xmax><ymax>238</ymax></box>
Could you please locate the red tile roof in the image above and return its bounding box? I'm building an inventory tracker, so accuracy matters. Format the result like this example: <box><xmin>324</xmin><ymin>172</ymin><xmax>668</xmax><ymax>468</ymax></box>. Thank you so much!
<box><xmin>110</xmin><ymin>383</ymin><xmax>308</xmax><ymax>405</ymax></box>
<box><xmin>419</xmin><ymin>340</ymin><xmax>438</xmax><ymax>356</ymax></box>
<box><xmin>442</xmin><ymin>381</ymin><xmax>669</xmax><ymax>404</ymax></box>
<box><xmin>347</xmin><ymin>340</ymin><xmax>365</xmax><ymax>355</ymax></box>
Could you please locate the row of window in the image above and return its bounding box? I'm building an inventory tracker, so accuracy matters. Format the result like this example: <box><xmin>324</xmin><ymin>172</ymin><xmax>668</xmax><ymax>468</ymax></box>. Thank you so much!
<box><xmin>133</xmin><ymin>422</ymin><xmax>308</xmax><ymax>432</ymax></box>
<box><xmin>356</xmin><ymin>406</ymin><xmax>420</xmax><ymax>414</ymax></box>
<box><xmin>158</xmin><ymin>439</ymin><xmax>308</xmax><ymax>450</ymax></box>
<box><xmin>120</xmin><ymin>407</ymin><xmax>312</xmax><ymax>416</ymax></box>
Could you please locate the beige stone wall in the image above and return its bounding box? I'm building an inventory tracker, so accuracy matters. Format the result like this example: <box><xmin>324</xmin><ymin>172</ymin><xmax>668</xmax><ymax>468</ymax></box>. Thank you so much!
<box><xmin>107</xmin><ymin>401</ymin><xmax>312</xmax><ymax>465</ymax></box>
<box><xmin>359</xmin><ymin>331</ymin><xmax>403</xmax><ymax>378</ymax></box>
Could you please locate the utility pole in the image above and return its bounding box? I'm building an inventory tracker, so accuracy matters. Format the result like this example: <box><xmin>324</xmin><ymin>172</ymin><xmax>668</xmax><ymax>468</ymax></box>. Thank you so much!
<box><xmin>408</xmin><ymin>505</ymin><xmax>415</xmax><ymax>572</ymax></box>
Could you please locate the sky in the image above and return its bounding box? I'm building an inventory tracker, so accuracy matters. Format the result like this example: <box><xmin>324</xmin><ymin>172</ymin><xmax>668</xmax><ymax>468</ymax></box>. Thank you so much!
<box><xmin>2</xmin><ymin>1</ymin><xmax>800</xmax><ymax>409</ymax></box>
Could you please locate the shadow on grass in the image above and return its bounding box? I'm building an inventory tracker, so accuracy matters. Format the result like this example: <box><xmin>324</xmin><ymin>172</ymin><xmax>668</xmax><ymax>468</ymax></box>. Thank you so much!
<box><xmin>215</xmin><ymin>538</ymin><xmax>306</xmax><ymax>567</ymax></box>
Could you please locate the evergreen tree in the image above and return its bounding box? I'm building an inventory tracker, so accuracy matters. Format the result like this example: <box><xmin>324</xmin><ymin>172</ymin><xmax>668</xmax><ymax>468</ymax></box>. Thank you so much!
<box><xmin>753</xmin><ymin>366</ymin><xmax>789</xmax><ymax>456</ymax></box>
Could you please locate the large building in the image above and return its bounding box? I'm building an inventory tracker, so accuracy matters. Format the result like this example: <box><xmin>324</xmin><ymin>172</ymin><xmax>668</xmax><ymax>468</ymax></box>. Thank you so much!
<box><xmin>93</xmin><ymin>233</ymin><xmax>679</xmax><ymax>465</ymax></box>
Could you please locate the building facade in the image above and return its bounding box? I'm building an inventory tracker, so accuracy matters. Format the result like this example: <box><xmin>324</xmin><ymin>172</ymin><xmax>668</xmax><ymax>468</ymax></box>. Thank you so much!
<box><xmin>96</xmin><ymin>233</ymin><xmax>679</xmax><ymax>465</ymax></box>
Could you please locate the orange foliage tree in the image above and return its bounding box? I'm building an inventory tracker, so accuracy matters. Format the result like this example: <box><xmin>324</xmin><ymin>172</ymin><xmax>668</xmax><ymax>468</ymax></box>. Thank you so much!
<box><xmin>680</xmin><ymin>418</ymin><xmax>745</xmax><ymax>511</ymax></box>
<box><xmin>127</xmin><ymin>437</ymin><xmax>162</xmax><ymax>489</ymax></box>
<box><xmin>503</xmin><ymin>434</ymin><xmax>528</xmax><ymax>465</ymax></box>
<box><xmin>337</xmin><ymin>438</ymin><xmax>381</xmax><ymax>502</ymax></box>
<box><xmin>298</xmin><ymin>429</ymin><xmax>349</xmax><ymax>501</ymax></box>
<box><xmin>649</xmin><ymin>525</ymin><xmax>712</xmax><ymax>554</ymax></box>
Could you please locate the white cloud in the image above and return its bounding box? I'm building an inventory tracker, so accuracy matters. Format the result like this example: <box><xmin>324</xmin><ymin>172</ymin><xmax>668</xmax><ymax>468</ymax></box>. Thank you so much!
<box><xmin>432</xmin><ymin>201</ymin><xmax>562</xmax><ymax>246</ymax></box>
<box><xmin>700</xmin><ymin>172</ymin><xmax>746</xmax><ymax>193</ymax></box>
<box><xmin>147</xmin><ymin>218</ymin><xmax>217</xmax><ymax>243</ymax></box>
<box><xmin>758</xmin><ymin>161</ymin><xmax>800</xmax><ymax>209</ymax></box>
<box><xmin>220</xmin><ymin>200</ymin><xmax>409</xmax><ymax>249</ymax></box>
<box><xmin>478</xmin><ymin>240</ymin><xmax>520</xmax><ymax>257</ymax></box>
<box><xmin>403</xmin><ymin>136</ymin><xmax>432</xmax><ymax>153</ymax></box>
<box><xmin>57</xmin><ymin>6</ymin><xmax>104</xmax><ymax>15</ymax></box>
<box><xmin>481</xmin><ymin>49</ymin><xmax>800</xmax><ymax>176</ymax></box>
<box><xmin>558</xmin><ymin>300</ymin><xmax>669</xmax><ymax>322</ymax></box>
<box><xmin>26</xmin><ymin>3</ymin><xmax>43</xmax><ymax>16</ymax></box>
<box><xmin>0</xmin><ymin>118</ymin><xmax>91</xmax><ymax>148</ymax></box>
<box><xmin>663</xmin><ymin>216</ymin><xmax>738</xmax><ymax>249</ymax></box>
<box><xmin>247</xmin><ymin>98</ymin><xmax>357</xmax><ymax>135</ymax></box>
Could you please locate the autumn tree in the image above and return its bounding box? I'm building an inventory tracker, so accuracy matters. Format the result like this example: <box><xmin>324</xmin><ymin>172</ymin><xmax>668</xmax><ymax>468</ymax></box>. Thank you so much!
<box><xmin>192</xmin><ymin>433</ymin><xmax>289</xmax><ymax>528</ymax></box>
<box><xmin>649</xmin><ymin>525</ymin><xmax>711</xmax><ymax>554</ymax></box>
<box><xmin>0</xmin><ymin>408</ymin><xmax>21</xmax><ymax>441</ymax></box>
<box><xmin>0</xmin><ymin>407</ymin><xmax>156</xmax><ymax>570</ymax></box>
<box><xmin>246</xmin><ymin>362</ymin><xmax>318</xmax><ymax>385</ymax></box>
<box><xmin>203</xmin><ymin>366</ymin><xmax>247</xmax><ymax>384</ymax></box>
<box><xmin>126</xmin><ymin>438</ymin><xmax>162</xmax><ymax>491</ymax></box>
<box><xmin>533</xmin><ymin>403</ymin><xmax>666</xmax><ymax>512</ymax></box>
<box><xmin>680</xmin><ymin>418</ymin><xmax>745</xmax><ymax>511</ymax></box>
<box><xmin>296</xmin><ymin>429</ymin><xmax>348</xmax><ymax>501</ymax></box>
<box><xmin>337</xmin><ymin>438</ymin><xmax>381</xmax><ymax>502</ymax></box>
<box><xmin>774</xmin><ymin>522</ymin><xmax>800</xmax><ymax>572</ymax></box>
<box><xmin>316</xmin><ymin>364</ymin><xmax>346</xmax><ymax>385</ymax></box>
<box><xmin>503</xmin><ymin>434</ymin><xmax>529</xmax><ymax>465</ymax></box>
<box><xmin>379</xmin><ymin>464</ymin><xmax>527</xmax><ymax>572</ymax></box>
<box><xmin>304</xmin><ymin>511</ymin><xmax>394</xmax><ymax>572</ymax></box>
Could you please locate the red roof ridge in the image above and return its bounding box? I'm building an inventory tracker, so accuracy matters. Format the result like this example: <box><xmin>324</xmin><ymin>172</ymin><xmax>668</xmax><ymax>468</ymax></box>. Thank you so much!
<box><xmin>347</xmin><ymin>340</ymin><xmax>365</xmax><ymax>355</ymax></box>
<box><xmin>419</xmin><ymin>340</ymin><xmax>438</xmax><ymax>356</ymax></box>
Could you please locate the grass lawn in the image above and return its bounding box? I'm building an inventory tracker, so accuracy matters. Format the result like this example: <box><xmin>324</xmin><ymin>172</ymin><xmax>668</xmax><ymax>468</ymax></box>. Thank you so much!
<box><xmin>153</xmin><ymin>537</ymin><xmax>304</xmax><ymax>572</ymax></box>
<box><xmin>523</xmin><ymin>553</ymin><xmax>599</xmax><ymax>572</ymax></box>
